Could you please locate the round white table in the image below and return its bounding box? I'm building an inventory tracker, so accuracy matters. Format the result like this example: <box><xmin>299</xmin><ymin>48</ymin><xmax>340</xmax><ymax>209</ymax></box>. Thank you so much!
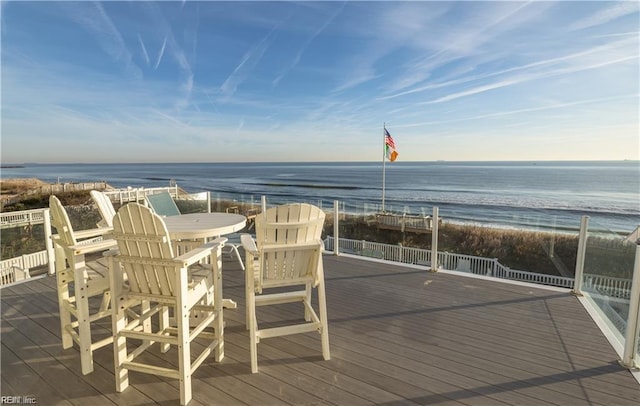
<box><xmin>163</xmin><ymin>213</ymin><xmax>247</xmax><ymax>240</ymax></box>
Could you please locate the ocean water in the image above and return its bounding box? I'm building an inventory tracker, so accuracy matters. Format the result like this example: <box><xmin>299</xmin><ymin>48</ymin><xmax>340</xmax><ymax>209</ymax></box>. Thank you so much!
<box><xmin>2</xmin><ymin>161</ymin><xmax>638</xmax><ymax>234</ymax></box>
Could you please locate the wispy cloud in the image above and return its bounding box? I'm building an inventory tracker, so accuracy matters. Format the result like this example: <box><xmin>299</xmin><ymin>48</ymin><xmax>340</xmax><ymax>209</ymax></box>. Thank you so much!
<box><xmin>154</xmin><ymin>35</ymin><xmax>167</xmax><ymax>70</ymax></box>
<box><xmin>220</xmin><ymin>28</ymin><xmax>276</xmax><ymax>99</ymax></box>
<box><xmin>137</xmin><ymin>33</ymin><xmax>150</xmax><ymax>66</ymax></box>
<box><xmin>60</xmin><ymin>2</ymin><xmax>142</xmax><ymax>79</ymax></box>
<box><xmin>568</xmin><ymin>1</ymin><xmax>639</xmax><ymax>31</ymax></box>
<box><xmin>379</xmin><ymin>35</ymin><xmax>637</xmax><ymax>102</ymax></box>
<box><xmin>378</xmin><ymin>1</ymin><xmax>546</xmax><ymax>94</ymax></box>
<box><xmin>272</xmin><ymin>2</ymin><xmax>345</xmax><ymax>87</ymax></box>
<box><xmin>426</xmin><ymin>51</ymin><xmax>637</xmax><ymax>104</ymax></box>
<box><xmin>404</xmin><ymin>94</ymin><xmax>639</xmax><ymax>127</ymax></box>
<box><xmin>138</xmin><ymin>1</ymin><xmax>196</xmax><ymax>109</ymax></box>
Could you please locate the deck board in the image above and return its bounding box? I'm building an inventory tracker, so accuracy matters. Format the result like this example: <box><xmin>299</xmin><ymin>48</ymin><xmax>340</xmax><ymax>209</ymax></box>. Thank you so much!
<box><xmin>1</xmin><ymin>253</ymin><xmax>638</xmax><ymax>405</ymax></box>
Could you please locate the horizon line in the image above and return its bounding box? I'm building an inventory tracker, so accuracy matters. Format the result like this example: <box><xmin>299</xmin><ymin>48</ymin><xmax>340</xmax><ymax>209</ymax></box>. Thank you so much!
<box><xmin>2</xmin><ymin>159</ymin><xmax>638</xmax><ymax>166</ymax></box>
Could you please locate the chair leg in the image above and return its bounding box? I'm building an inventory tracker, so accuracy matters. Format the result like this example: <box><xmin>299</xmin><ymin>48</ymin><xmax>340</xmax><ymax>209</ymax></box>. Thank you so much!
<box><xmin>176</xmin><ymin>267</ymin><xmax>192</xmax><ymax>406</ymax></box>
<box><xmin>109</xmin><ymin>255</ymin><xmax>129</xmax><ymax>392</ymax></box>
<box><xmin>244</xmin><ymin>249</ymin><xmax>258</xmax><ymax>371</ymax></box>
<box><xmin>213</xmin><ymin>247</ymin><xmax>225</xmax><ymax>362</ymax></box>
<box><xmin>54</xmin><ymin>245</ymin><xmax>73</xmax><ymax>349</ymax></box>
<box><xmin>245</xmin><ymin>262</ymin><xmax>252</xmax><ymax>330</ymax></box>
<box><xmin>72</xmin><ymin>253</ymin><xmax>94</xmax><ymax>375</ymax></box>
<box><xmin>113</xmin><ymin>308</ymin><xmax>129</xmax><ymax>392</ymax></box>
<box><xmin>231</xmin><ymin>245</ymin><xmax>245</xmax><ymax>271</ymax></box>
<box><xmin>304</xmin><ymin>282</ymin><xmax>312</xmax><ymax>322</ymax></box>
<box><xmin>57</xmin><ymin>279</ymin><xmax>73</xmax><ymax>349</ymax></box>
<box><xmin>317</xmin><ymin>278</ymin><xmax>330</xmax><ymax>361</ymax></box>
<box><xmin>177</xmin><ymin>306</ymin><xmax>191</xmax><ymax>406</ymax></box>
<box><xmin>248</xmin><ymin>290</ymin><xmax>259</xmax><ymax>373</ymax></box>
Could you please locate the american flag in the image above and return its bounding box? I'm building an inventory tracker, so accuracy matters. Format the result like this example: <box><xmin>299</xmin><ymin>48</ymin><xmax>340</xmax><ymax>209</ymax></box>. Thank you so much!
<box><xmin>384</xmin><ymin>128</ymin><xmax>396</xmax><ymax>149</ymax></box>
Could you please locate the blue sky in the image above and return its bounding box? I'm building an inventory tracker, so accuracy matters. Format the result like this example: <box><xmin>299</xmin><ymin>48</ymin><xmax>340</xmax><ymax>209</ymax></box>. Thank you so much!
<box><xmin>1</xmin><ymin>1</ymin><xmax>638</xmax><ymax>163</ymax></box>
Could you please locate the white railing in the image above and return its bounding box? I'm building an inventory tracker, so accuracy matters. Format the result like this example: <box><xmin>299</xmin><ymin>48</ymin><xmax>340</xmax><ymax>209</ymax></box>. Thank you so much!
<box><xmin>103</xmin><ymin>186</ymin><xmax>179</xmax><ymax>205</ymax></box>
<box><xmin>0</xmin><ymin>250</ymin><xmax>48</xmax><ymax>287</ymax></box>
<box><xmin>0</xmin><ymin>208</ymin><xmax>48</xmax><ymax>229</ymax></box>
<box><xmin>376</xmin><ymin>213</ymin><xmax>433</xmax><ymax>232</ymax></box>
<box><xmin>0</xmin><ymin>250</ymin><xmax>48</xmax><ymax>277</ymax></box>
<box><xmin>0</xmin><ymin>208</ymin><xmax>54</xmax><ymax>276</ymax></box>
<box><xmin>438</xmin><ymin>251</ymin><xmax>498</xmax><ymax>275</ymax></box>
<box><xmin>584</xmin><ymin>274</ymin><xmax>634</xmax><ymax>299</ymax></box>
<box><xmin>0</xmin><ymin>266</ymin><xmax>30</xmax><ymax>286</ymax></box>
<box><xmin>326</xmin><ymin>236</ymin><xmax>592</xmax><ymax>290</ymax></box>
<box><xmin>0</xmin><ymin>204</ymin><xmax>632</xmax><ymax>299</ymax></box>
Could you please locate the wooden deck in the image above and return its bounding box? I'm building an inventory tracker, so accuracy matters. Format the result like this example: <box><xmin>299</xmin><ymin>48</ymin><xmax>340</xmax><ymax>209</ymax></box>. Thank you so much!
<box><xmin>1</xmin><ymin>254</ymin><xmax>639</xmax><ymax>405</ymax></box>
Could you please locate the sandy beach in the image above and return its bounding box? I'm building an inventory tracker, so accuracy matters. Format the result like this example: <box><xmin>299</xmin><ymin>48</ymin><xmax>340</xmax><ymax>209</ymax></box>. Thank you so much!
<box><xmin>0</xmin><ymin>178</ymin><xmax>51</xmax><ymax>200</ymax></box>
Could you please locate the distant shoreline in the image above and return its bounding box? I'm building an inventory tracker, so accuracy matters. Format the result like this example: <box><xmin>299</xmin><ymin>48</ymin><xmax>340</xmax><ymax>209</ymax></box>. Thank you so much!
<box><xmin>1</xmin><ymin>160</ymin><xmax>638</xmax><ymax>166</ymax></box>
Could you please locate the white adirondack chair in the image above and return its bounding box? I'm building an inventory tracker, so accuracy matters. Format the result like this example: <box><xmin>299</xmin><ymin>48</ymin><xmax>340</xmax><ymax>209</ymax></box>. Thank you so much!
<box><xmin>241</xmin><ymin>203</ymin><xmax>330</xmax><ymax>373</ymax></box>
<box><xmin>110</xmin><ymin>203</ymin><xmax>224</xmax><ymax>406</ymax></box>
<box><xmin>49</xmin><ymin>195</ymin><xmax>117</xmax><ymax>375</ymax></box>
<box><xmin>90</xmin><ymin>190</ymin><xmax>116</xmax><ymax>228</ymax></box>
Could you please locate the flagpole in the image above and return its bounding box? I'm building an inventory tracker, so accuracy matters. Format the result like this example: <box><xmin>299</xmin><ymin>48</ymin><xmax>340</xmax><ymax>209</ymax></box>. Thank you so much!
<box><xmin>382</xmin><ymin>123</ymin><xmax>386</xmax><ymax>213</ymax></box>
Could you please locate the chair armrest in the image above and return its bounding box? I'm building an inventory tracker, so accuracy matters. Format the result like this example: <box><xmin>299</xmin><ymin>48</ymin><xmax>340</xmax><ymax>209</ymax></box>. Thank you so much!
<box><xmin>74</xmin><ymin>227</ymin><xmax>114</xmax><ymax>240</ymax></box>
<box><xmin>102</xmin><ymin>247</ymin><xmax>120</xmax><ymax>257</ymax></box>
<box><xmin>240</xmin><ymin>234</ymin><xmax>258</xmax><ymax>255</ymax></box>
<box><xmin>69</xmin><ymin>239</ymin><xmax>118</xmax><ymax>255</ymax></box>
<box><xmin>174</xmin><ymin>240</ymin><xmax>220</xmax><ymax>267</ymax></box>
<box><xmin>51</xmin><ymin>233</ymin><xmax>116</xmax><ymax>255</ymax></box>
<box><xmin>261</xmin><ymin>240</ymin><xmax>323</xmax><ymax>253</ymax></box>
<box><xmin>211</xmin><ymin>236</ymin><xmax>229</xmax><ymax>245</ymax></box>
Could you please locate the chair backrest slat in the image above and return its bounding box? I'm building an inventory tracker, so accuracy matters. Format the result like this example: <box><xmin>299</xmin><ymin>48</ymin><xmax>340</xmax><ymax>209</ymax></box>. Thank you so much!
<box><xmin>113</xmin><ymin>203</ymin><xmax>177</xmax><ymax>296</ymax></box>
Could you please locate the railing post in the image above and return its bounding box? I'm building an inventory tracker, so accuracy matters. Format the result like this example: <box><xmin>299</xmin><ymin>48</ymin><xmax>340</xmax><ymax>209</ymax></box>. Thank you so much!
<box><xmin>43</xmin><ymin>208</ymin><xmax>55</xmax><ymax>275</ymax></box>
<box><xmin>430</xmin><ymin>206</ymin><xmax>439</xmax><ymax>272</ymax></box>
<box><xmin>333</xmin><ymin>200</ymin><xmax>340</xmax><ymax>256</ymax></box>
<box><xmin>620</xmin><ymin>243</ymin><xmax>640</xmax><ymax>369</ymax></box>
<box><xmin>207</xmin><ymin>191</ymin><xmax>212</xmax><ymax>213</ymax></box>
<box><xmin>572</xmin><ymin>215</ymin><xmax>590</xmax><ymax>296</ymax></box>
<box><xmin>261</xmin><ymin>195</ymin><xmax>267</xmax><ymax>213</ymax></box>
